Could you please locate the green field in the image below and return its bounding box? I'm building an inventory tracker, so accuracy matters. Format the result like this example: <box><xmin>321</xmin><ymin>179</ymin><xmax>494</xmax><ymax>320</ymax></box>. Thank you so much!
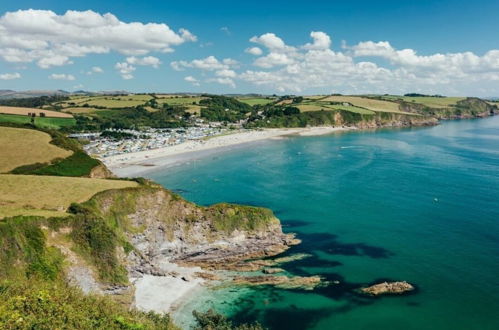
<box><xmin>380</xmin><ymin>95</ymin><xmax>465</xmax><ymax>108</ymax></box>
<box><xmin>156</xmin><ymin>96</ymin><xmax>206</xmax><ymax>105</ymax></box>
<box><xmin>59</xmin><ymin>95</ymin><xmax>153</xmax><ymax>109</ymax></box>
<box><xmin>237</xmin><ymin>97</ymin><xmax>276</xmax><ymax>106</ymax></box>
<box><xmin>321</xmin><ymin>96</ymin><xmax>404</xmax><ymax>113</ymax></box>
<box><xmin>0</xmin><ymin>114</ymin><xmax>76</xmax><ymax>129</ymax></box>
<box><xmin>297</xmin><ymin>102</ymin><xmax>375</xmax><ymax>114</ymax></box>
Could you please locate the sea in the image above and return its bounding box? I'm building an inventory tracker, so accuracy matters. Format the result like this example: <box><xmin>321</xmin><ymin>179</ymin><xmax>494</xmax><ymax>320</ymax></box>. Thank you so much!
<box><xmin>148</xmin><ymin>116</ymin><xmax>499</xmax><ymax>330</ymax></box>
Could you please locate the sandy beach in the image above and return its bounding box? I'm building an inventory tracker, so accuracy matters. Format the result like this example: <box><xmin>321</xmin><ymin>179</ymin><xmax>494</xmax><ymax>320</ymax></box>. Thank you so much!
<box><xmin>103</xmin><ymin>126</ymin><xmax>352</xmax><ymax>177</ymax></box>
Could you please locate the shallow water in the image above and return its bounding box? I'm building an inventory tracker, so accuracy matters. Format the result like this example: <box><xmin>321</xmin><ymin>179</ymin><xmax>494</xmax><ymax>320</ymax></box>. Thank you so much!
<box><xmin>149</xmin><ymin>117</ymin><xmax>499</xmax><ymax>330</ymax></box>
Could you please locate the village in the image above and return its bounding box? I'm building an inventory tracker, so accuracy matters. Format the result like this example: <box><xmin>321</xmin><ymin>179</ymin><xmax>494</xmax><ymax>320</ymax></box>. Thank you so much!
<box><xmin>80</xmin><ymin>124</ymin><xmax>227</xmax><ymax>158</ymax></box>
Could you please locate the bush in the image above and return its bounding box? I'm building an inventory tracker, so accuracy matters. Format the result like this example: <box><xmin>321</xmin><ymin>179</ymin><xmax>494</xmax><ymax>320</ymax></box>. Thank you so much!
<box><xmin>0</xmin><ymin>281</ymin><xmax>177</xmax><ymax>329</ymax></box>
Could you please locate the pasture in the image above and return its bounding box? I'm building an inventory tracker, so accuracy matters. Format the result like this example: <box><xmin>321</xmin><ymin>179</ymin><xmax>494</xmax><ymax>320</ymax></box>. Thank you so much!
<box><xmin>321</xmin><ymin>96</ymin><xmax>402</xmax><ymax>113</ymax></box>
<box><xmin>237</xmin><ymin>97</ymin><xmax>275</xmax><ymax>106</ymax></box>
<box><xmin>0</xmin><ymin>174</ymin><xmax>137</xmax><ymax>218</ymax></box>
<box><xmin>0</xmin><ymin>127</ymin><xmax>73</xmax><ymax>173</ymax></box>
<box><xmin>59</xmin><ymin>94</ymin><xmax>153</xmax><ymax>109</ymax></box>
<box><xmin>0</xmin><ymin>106</ymin><xmax>73</xmax><ymax>118</ymax></box>
<box><xmin>381</xmin><ymin>95</ymin><xmax>465</xmax><ymax>108</ymax></box>
<box><xmin>0</xmin><ymin>114</ymin><xmax>76</xmax><ymax>129</ymax></box>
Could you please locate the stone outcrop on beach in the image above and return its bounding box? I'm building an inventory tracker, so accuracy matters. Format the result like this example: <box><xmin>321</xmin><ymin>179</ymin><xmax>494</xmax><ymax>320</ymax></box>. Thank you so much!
<box><xmin>360</xmin><ymin>281</ymin><xmax>415</xmax><ymax>296</ymax></box>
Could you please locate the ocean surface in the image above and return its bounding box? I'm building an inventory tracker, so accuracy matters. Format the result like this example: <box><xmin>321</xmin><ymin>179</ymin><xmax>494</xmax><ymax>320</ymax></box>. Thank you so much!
<box><xmin>148</xmin><ymin>117</ymin><xmax>499</xmax><ymax>330</ymax></box>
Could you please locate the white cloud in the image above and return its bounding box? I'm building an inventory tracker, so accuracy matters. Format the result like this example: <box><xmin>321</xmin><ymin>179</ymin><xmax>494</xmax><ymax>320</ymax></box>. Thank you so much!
<box><xmin>0</xmin><ymin>9</ymin><xmax>196</xmax><ymax>68</ymax></box>
<box><xmin>303</xmin><ymin>31</ymin><xmax>331</xmax><ymax>50</ymax></box>
<box><xmin>250</xmin><ymin>33</ymin><xmax>293</xmax><ymax>52</ymax></box>
<box><xmin>208</xmin><ymin>77</ymin><xmax>236</xmax><ymax>88</ymax></box>
<box><xmin>236</xmin><ymin>31</ymin><xmax>499</xmax><ymax>93</ymax></box>
<box><xmin>49</xmin><ymin>73</ymin><xmax>75</xmax><ymax>80</ymax></box>
<box><xmin>171</xmin><ymin>55</ymin><xmax>237</xmax><ymax>71</ymax></box>
<box><xmin>86</xmin><ymin>66</ymin><xmax>103</xmax><ymax>75</ymax></box>
<box><xmin>184</xmin><ymin>75</ymin><xmax>200</xmax><ymax>86</ymax></box>
<box><xmin>126</xmin><ymin>56</ymin><xmax>161</xmax><ymax>68</ymax></box>
<box><xmin>115</xmin><ymin>62</ymin><xmax>135</xmax><ymax>79</ymax></box>
<box><xmin>245</xmin><ymin>47</ymin><xmax>263</xmax><ymax>56</ymax></box>
<box><xmin>220</xmin><ymin>26</ymin><xmax>231</xmax><ymax>36</ymax></box>
<box><xmin>215</xmin><ymin>69</ymin><xmax>237</xmax><ymax>78</ymax></box>
<box><xmin>0</xmin><ymin>72</ymin><xmax>21</xmax><ymax>80</ymax></box>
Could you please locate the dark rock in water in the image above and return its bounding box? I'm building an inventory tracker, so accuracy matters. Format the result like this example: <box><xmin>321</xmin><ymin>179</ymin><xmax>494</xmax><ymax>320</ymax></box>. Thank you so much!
<box><xmin>360</xmin><ymin>281</ymin><xmax>414</xmax><ymax>296</ymax></box>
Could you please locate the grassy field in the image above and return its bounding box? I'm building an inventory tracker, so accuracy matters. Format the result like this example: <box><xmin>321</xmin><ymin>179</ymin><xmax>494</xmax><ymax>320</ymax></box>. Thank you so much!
<box><xmin>237</xmin><ymin>97</ymin><xmax>276</xmax><ymax>106</ymax></box>
<box><xmin>59</xmin><ymin>95</ymin><xmax>153</xmax><ymax>109</ymax></box>
<box><xmin>321</xmin><ymin>96</ymin><xmax>403</xmax><ymax>112</ymax></box>
<box><xmin>297</xmin><ymin>102</ymin><xmax>375</xmax><ymax>114</ymax></box>
<box><xmin>0</xmin><ymin>114</ymin><xmax>76</xmax><ymax>129</ymax></box>
<box><xmin>62</xmin><ymin>107</ymin><xmax>103</xmax><ymax>114</ymax></box>
<box><xmin>0</xmin><ymin>106</ymin><xmax>73</xmax><ymax>118</ymax></box>
<box><xmin>0</xmin><ymin>127</ymin><xmax>72</xmax><ymax>173</ymax></box>
<box><xmin>380</xmin><ymin>95</ymin><xmax>465</xmax><ymax>108</ymax></box>
<box><xmin>156</xmin><ymin>96</ymin><xmax>206</xmax><ymax>105</ymax></box>
<box><xmin>0</xmin><ymin>174</ymin><xmax>137</xmax><ymax>218</ymax></box>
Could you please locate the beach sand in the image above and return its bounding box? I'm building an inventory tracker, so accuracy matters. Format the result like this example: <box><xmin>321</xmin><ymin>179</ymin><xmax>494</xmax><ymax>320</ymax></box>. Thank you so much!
<box><xmin>103</xmin><ymin>127</ymin><xmax>352</xmax><ymax>177</ymax></box>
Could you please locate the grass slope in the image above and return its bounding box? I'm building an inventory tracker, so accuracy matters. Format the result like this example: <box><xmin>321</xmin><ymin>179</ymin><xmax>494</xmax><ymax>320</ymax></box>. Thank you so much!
<box><xmin>0</xmin><ymin>174</ymin><xmax>137</xmax><ymax>218</ymax></box>
<box><xmin>0</xmin><ymin>106</ymin><xmax>73</xmax><ymax>118</ymax></box>
<box><xmin>0</xmin><ymin>114</ymin><xmax>76</xmax><ymax>129</ymax></box>
<box><xmin>0</xmin><ymin>127</ymin><xmax>72</xmax><ymax>173</ymax></box>
<box><xmin>322</xmin><ymin>95</ymin><xmax>403</xmax><ymax>112</ymax></box>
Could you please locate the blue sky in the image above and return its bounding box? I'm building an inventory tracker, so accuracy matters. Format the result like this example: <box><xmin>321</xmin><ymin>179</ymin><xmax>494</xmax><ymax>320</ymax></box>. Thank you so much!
<box><xmin>1</xmin><ymin>0</ymin><xmax>499</xmax><ymax>95</ymax></box>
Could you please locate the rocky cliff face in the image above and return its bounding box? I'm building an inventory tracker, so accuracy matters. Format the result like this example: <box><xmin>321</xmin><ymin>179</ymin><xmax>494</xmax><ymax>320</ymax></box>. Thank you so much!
<box><xmin>83</xmin><ymin>184</ymin><xmax>299</xmax><ymax>277</ymax></box>
<box><xmin>399</xmin><ymin>97</ymin><xmax>498</xmax><ymax>120</ymax></box>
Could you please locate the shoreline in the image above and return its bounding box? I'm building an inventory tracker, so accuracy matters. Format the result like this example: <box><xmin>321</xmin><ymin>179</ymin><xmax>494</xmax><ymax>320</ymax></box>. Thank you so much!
<box><xmin>102</xmin><ymin>126</ymin><xmax>353</xmax><ymax>177</ymax></box>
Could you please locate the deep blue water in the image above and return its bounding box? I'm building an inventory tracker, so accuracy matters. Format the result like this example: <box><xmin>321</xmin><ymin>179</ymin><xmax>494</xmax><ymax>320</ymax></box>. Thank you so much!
<box><xmin>149</xmin><ymin>117</ymin><xmax>499</xmax><ymax>330</ymax></box>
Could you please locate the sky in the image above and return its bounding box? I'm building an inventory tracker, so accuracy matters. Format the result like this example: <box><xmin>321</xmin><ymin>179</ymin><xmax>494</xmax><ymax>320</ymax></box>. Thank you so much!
<box><xmin>1</xmin><ymin>0</ymin><xmax>499</xmax><ymax>96</ymax></box>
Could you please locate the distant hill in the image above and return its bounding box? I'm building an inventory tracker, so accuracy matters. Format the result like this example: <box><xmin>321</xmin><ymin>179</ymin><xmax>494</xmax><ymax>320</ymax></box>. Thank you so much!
<box><xmin>0</xmin><ymin>89</ymin><xmax>131</xmax><ymax>99</ymax></box>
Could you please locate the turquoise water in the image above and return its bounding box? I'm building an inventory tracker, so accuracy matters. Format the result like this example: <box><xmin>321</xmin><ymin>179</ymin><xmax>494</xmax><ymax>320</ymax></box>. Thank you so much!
<box><xmin>149</xmin><ymin>117</ymin><xmax>499</xmax><ymax>330</ymax></box>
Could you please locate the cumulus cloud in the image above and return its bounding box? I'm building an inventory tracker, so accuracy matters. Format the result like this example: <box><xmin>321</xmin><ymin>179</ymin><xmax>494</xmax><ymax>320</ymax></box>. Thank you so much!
<box><xmin>245</xmin><ymin>47</ymin><xmax>263</xmax><ymax>56</ymax></box>
<box><xmin>171</xmin><ymin>55</ymin><xmax>237</xmax><ymax>71</ymax></box>
<box><xmin>208</xmin><ymin>77</ymin><xmax>236</xmax><ymax>88</ymax></box>
<box><xmin>303</xmin><ymin>31</ymin><xmax>331</xmax><ymax>50</ymax></box>
<box><xmin>0</xmin><ymin>9</ymin><xmax>196</xmax><ymax>68</ymax></box>
<box><xmin>238</xmin><ymin>31</ymin><xmax>499</xmax><ymax>93</ymax></box>
<box><xmin>126</xmin><ymin>56</ymin><xmax>161</xmax><ymax>68</ymax></box>
<box><xmin>115</xmin><ymin>62</ymin><xmax>135</xmax><ymax>79</ymax></box>
<box><xmin>0</xmin><ymin>72</ymin><xmax>21</xmax><ymax>80</ymax></box>
<box><xmin>184</xmin><ymin>75</ymin><xmax>200</xmax><ymax>86</ymax></box>
<box><xmin>49</xmin><ymin>73</ymin><xmax>75</xmax><ymax>80</ymax></box>
<box><xmin>86</xmin><ymin>66</ymin><xmax>103</xmax><ymax>75</ymax></box>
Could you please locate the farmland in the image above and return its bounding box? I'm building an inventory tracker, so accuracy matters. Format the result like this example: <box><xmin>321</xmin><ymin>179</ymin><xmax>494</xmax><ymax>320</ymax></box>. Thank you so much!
<box><xmin>0</xmin><ymin>114</ymin><xmax>76</xmax><ymax>129</ymax></box>
<box><xmin>321</xmin><ymin>96</ymin><xmax>404</xmax><ymax>113</ymax></box>
<box><xmin>57</xmin><ymin>94</ymin><xmax>154</xmax><ymax>108</ymax></box>
<box><xmin>0</xmin><ymin>174</ymin><xmax>137</xmax><ymax>218</ymax></box>
<box><xmin>380</xmin><ymin>95</ymin><xmax>465</xmax><ymax>108</ymax></box>
<box><xmin>0</xmin><ymin>106</ymin><xmax>73</xmax><ymax>118</ymax></box>
<box><xmin>0</xmin><ymin>127</ymin><xmax>72</xmax><ymax>173</ymax></box>
<box><xmin>237</xmin><ymin>97</ymin><xmax>276</xmax><ymax>106</ymax></box>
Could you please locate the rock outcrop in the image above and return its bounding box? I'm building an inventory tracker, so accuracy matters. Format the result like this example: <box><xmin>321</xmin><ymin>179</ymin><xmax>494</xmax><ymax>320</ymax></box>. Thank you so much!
<box><xmin>83</xmin><ymin>184</ymin><xmax>299</xmax><ymax>276</ymax></box>
<box><xmin>360</xmin><ymin>281</ymin><xmax>415</xmax><ymax>296</ymax></box>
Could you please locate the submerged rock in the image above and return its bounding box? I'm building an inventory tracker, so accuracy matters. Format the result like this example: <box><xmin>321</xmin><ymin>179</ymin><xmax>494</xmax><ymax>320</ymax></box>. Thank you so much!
<box><xmin>262</xmin><ymin>267</ymin><xmax>285</xmax><ymax>274</ymax></box>
<box><xmin>360</xmin><ymin>281</ymin><xmax>415</xmax><ymax>296</ymax></box>
<box><xmin>232</xmin><ymin>275</ymin><xmax>322</xmax><ymax>290</ymax></box>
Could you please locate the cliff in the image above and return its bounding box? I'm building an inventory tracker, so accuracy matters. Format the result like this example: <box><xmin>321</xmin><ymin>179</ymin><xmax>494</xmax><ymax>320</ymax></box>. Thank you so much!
<box><xmin>399</xmin><ymin>97</ymin><xmax>498</xmax><ymax>119</ymax></box>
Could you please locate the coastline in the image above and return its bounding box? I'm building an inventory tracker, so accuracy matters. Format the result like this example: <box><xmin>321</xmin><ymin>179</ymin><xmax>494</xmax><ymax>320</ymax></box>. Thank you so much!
<box><xmin>102</xmin><ymin>126</ymin><xmax>353</xmax><ymax>177</ymax></box>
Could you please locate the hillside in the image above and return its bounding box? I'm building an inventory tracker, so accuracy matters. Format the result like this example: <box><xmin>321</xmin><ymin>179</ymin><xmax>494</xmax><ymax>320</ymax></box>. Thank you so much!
<box><xmin>0</xmin><ymin>127</ymin><xmax>72</xmax><ymax>172</ymax></box>
<box><xmin>0</xmin><ymin>126</ymin><xmax>290</xmax><ymax>329</ymax></box>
